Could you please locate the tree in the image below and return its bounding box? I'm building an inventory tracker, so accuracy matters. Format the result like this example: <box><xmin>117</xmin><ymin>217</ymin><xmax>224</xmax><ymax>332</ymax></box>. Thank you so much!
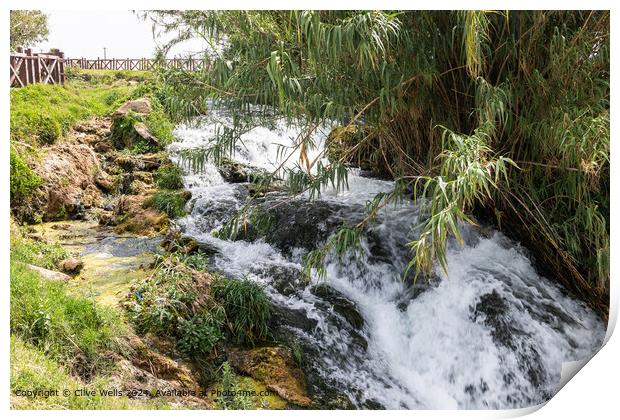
<box><xmin>10</xmin><ymin>10</ymin><xmax>49</xmax><ymax>51</ymax></box>
<box><xmin>149</xmin><ymin>11</ymin><xmax>609</xmax><ymax>313</ymax></box>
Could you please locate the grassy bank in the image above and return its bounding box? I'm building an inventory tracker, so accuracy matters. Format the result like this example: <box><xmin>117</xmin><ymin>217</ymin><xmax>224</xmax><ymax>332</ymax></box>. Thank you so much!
<box><xmin>10</xmin><ymin>69</ymin><xmax>173</xmax><ymax>212</ymax></box>
<box><xmin>9</xmin><ymin>223</ymin><xmax>170</xmax><ymax>409</ymax></box>
<box><xmin>9</xmin><ymin>70</ymin><xmax>179</xmax><ymax>409</ymax></box>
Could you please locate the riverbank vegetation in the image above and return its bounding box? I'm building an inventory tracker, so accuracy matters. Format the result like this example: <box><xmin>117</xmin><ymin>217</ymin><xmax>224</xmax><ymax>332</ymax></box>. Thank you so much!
<box><xmin>149</xmin><ymin>10</ymin><xmax>610</xmax><ymax>315</ymax></box>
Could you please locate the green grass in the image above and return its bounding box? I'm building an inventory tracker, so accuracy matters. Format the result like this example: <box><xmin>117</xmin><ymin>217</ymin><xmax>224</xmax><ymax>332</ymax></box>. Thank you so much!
<box><xmin>212</xmin><ymin>277</ymin><xmax>272</xmax><ymax>346</ymax></box>
<box><xmin>10</xmin><ymin>149</ymin><xmax>42</xmax><ymax>204</ymax></box>
<box><xmin>11</xmin><ymin>335</ymin><xmax>170</xmax><ymax>409</ymax></box>
<box><xmin>10</xmin><ymin>82</ymin><xmax>133</xmax><ymax>145</ymax></box>
<box><xmin>148</xmin><ymin>190</ymin><xmax>188</xmax><ymax>218</ymax></box>
<box><xmin>155</xmin><ymin>164</ymin><xmax>185</xmax><ymax>190</ymax></box>
<box><xmin>10</xmin><ymin>257</ymin><xmax>127</xmax><ymax>380</ymax></box>
<box><xmin>11</xmin><ymin>232</ymin><xmax>69</xmax><ymax>270</ymax></box>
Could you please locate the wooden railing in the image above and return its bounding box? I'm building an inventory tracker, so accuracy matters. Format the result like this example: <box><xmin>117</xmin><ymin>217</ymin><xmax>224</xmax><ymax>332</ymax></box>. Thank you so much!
<box><xmin>10</xmin><ymin>48</ymin><xmax>66</xmax><ymax>87</ymax></box>
<box><xmin>65</xmin><ymin>57</ymin><xmax>209</xmax><ymax>72</ymax></box>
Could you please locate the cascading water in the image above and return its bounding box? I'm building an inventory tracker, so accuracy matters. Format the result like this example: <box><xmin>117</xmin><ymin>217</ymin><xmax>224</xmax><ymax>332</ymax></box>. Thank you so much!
<box><xmin>168</xmin><ymin>112</ymin><xmax>606</xmax><ymax>409</ymax></box>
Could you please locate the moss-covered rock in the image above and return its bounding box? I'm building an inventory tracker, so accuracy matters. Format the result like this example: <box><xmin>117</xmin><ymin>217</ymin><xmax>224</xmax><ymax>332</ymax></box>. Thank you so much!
<box><xmin>226</xmin><ymin>346</ymin><xmax>313</xmax><ymax>407</ymax></box>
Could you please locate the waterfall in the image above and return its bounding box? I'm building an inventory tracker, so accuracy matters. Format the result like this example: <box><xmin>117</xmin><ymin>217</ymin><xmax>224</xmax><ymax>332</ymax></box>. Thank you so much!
<box><xmin>167</xmin><ymin>112</ymin><xmax>605</xmax><ymax>409</ymax></box>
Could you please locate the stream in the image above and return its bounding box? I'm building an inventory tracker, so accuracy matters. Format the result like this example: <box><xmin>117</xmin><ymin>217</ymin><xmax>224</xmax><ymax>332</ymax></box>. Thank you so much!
<box><xmin>168</xmin><ymin>112</ymin><xmax>606</xmax><ymax>409</ymax></box>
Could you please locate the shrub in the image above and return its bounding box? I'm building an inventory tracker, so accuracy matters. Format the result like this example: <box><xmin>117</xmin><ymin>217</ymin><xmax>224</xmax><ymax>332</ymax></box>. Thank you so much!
<box><xmin>155</xmin><ymin>164</ymin><xmax>184</xmax><ymax>190</ymax></box>
<box><xmin>177</xmin><ymin>310</ymin><xmax>225</xmax><ymax>357</ymax></box>
<box><xmin>10</xmin><ymin>150</ymin><xmax>42</xmax><ymax>204</ymax></box>
<box><xmin>148</xmin><ymin>190</ymin><xmax>187</xmax><ymax>218</ymax></box>
<box><xmin>212</xmin><ymin>277</ymin><xmax>272</xmax><ymax>345</ymax></box>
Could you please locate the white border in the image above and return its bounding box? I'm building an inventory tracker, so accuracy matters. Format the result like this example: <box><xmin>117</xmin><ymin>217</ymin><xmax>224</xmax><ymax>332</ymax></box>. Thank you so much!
<box><xmin>1</xmin><ymin>2</ymin><xmax>617</xmax><ymax>419</ymax></box>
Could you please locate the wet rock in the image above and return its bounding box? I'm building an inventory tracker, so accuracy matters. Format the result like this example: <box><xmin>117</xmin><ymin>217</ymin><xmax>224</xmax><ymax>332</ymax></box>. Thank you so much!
<box><xmin>217</xmin><ymin>158</ymin><xmax>271</xmax><ymax>183</ymax></box>
<box><xmin>161</xmin><ymin>231</ymin><xmax>210</xmax><ymax>255</ymax></box>
<box><xmin>114</xmin><ymin>154</ymin><xmax>163</xmax><ymax>172</ymax></box>
<box><xmin>311</xmin><ymin>284</ymin><xmax>365</xmax><ymax>330</ymax></box>
<box><xmin>266</xmin><ymin>265</ymin><xmax>306</xmax><ymax>296</ymax></box>
<box><xmin>233</xmin><ymin>197</ymin><xmax>343</xmax><ymax>253</ymax></box>
<box><xmin>226</xmin><ymin>346</ymin><xmax>313</xmax><ymax>407</ymax></box>
<box><xmin>58</xmin><ymin>257</ymin><xmax>84</xmax><ymax>274</ymax></box>
<box><xmin>472</xmin><ymin>290</ymin><xmax>518</xmax><ymax>349</ymax></box>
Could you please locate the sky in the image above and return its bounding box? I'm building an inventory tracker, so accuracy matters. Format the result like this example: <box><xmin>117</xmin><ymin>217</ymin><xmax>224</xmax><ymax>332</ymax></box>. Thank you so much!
<box><xmin>33</xmin><ymin>10</ymin><xmax>208</xmax><ymax>59</ymax></box>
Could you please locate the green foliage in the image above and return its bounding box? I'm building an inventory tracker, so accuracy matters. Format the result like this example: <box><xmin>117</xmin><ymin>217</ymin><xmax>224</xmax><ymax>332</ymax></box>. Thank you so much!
<box><xmin>177</xmin><ymin>251</ymin><xmax>211</xmax><ymax>270</ymax></box>
<box><xmin>10</xmin><ymin>262</ymin><xmax>125</xmax><ymax>379</ymax></box>
<box><xmin>127</xmin><ymin>255</ymin><xmax>269</xmax><ymax>362</ymax></box>
<box><xmin>10</xmin><ymin>10</ymin><xmax>48</xmax><ymax>50</ymax></box>
<box><xmin>126</xmin><ymin>259</ymin><xmax>197</xmax><ymax>336</ymax></box>
<box><xmin>148</xmin><ymin>190</ymin><xmax>187</xmax><ymax>218</ymax></box>
<box><xmin>302</xmin><ymin>224</ymin><xmax>362</xmax><ymax>281</ymax></box>
<box><xmin>177</xmin><ymin>310</ymin><xmax>225</xmax><ymax>357</ymax></box>
<box><xmin>146</xmin><ymin>106</ymin><xmax>175</xmax><ymax>145</ymax></box>
<box><xmin>152</xmin><ymin>10</ymin><xmax>610</xmax><ymax>308</ymax></box>
<box><xmin>65</xmin><ymin>67</ymin><xmax>154</xmax><ymax>85</ymax></box>
<box><xmin>10</xmin><ymin>149</ymin><xmax>42</xmax><ymax>204</ymax></box>
<box><xmin>155</xmin><ymin>164</ymin><xmax>185</xmax><ymax>190</ymax></box>
<box><xmin>110</xmin><ymin>104</ymin><xmax>174</xmax><ymax>153</ymax></box>
<box><xmin>212</xmin><ymin>277</ymin><xmax>271</xmax><ymax>345</ymax></box>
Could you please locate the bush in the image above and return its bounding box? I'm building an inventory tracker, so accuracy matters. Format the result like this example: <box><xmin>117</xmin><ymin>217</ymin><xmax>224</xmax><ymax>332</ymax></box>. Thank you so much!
<box><xmin>212</xmin><ymin>277</ymin><xmax>272</xmax><ymax>345</ymax></box>
<box><xmin>10</xmin><ymin>150</ymin><xmax>42</xmax><ymax>204</ymax></box>
<box><xmin>177</xmin><ymin>310</ymin><xmax>225</xmax><ymax>357</ymax></box>
<box><xmin>126</xmin><ymin>262</ymin><xmax>196</xmax><ymax>336</ymax></box>
<box><xmin>155</xmin><ymin>164</ymin><xmax>184</xmax><ymax>190</ymax></box>
<box><xmin>148</xmin><ymin>190</ymin><xmax>187</xmax><ymax>218</ymax></box>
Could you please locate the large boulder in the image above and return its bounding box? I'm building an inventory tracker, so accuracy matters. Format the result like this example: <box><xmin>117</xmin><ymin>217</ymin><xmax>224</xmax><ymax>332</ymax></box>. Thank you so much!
<box><xmin>111</xmin><ymin>98</ymin><xmax>161</xmax><ymax>151</ymax></box>
<box><xmin>112</xmin><ymin>98</ymin><xmax>152</xmax><ymax>118</ymax></box>
<box><xmin>226</xmin><ymin>346</ymin><xmax>313</xmax><ymax>407</ymax></box>
<box><xmin>33</xmin><ymin>143</ymin><xmax>111</xmax><ymax>221</ymax></box>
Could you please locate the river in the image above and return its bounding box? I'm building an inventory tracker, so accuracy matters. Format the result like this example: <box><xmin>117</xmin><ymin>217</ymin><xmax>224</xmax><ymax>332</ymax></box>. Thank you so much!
<box><xmin>167</xmin><ymin>112</ymin><xmax>605</xmax><ymax>409</ymax></box>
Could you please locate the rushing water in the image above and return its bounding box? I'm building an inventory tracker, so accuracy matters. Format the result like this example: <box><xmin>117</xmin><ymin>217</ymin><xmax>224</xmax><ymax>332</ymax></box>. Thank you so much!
<box><xmin>168</xmin><ymin>114</ymin><xmax>606</xmax><ymax>409</ymax></box>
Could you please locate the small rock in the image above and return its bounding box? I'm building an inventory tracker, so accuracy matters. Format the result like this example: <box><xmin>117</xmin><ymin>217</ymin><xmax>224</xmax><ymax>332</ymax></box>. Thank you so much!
<box><xmin>93</xmin><ymin>139</ymin><xmax>114</xmax><ymax>154</ymax></box>
<box><xmin>95</xmin><ymin>173</ymin><xmax>115</xmax><ymax>192</ymax></box>
<box><xmin>58</xmin><ymin>257</ymin><xmax>84</xmax><ymax>275</ymax></box>
<box><xmin>98</xmin><ymin>210</ymin><xmax>117</xmax><ymax>226</ymax></box>
<box><xmin>26</xmin><ymin>264</ymin><xmax>71</xmax><ymax>282</ymax></box>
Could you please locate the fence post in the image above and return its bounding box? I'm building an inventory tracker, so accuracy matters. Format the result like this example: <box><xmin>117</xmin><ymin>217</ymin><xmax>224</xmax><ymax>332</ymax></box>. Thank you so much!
<box><xmin>58</xmin><ymin>50</ymin><xmax>65</xmax><ymax>84</ymax></box>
